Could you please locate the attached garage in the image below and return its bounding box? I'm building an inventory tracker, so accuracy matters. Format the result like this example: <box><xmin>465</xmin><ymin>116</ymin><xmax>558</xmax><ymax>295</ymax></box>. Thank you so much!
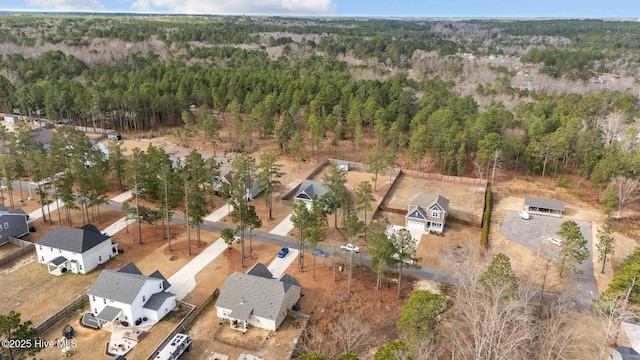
<box><xmin>406</xmin><ymin>220</ymin><xmax>425</xmax><ymax>230</ymax></box>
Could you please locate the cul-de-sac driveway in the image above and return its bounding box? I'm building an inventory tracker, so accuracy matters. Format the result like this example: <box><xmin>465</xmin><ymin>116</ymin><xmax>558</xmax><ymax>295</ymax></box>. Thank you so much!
<box><xmin>500</xmin><ymin>210</ymin><xmax>597</xmax><ymax>310</ymax></box>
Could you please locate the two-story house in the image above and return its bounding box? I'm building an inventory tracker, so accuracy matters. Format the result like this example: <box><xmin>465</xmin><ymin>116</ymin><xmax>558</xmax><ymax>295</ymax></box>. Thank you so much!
<box><xmin>0</xmin><ymin>204</ymin><xmax>29</xmax><ymax>246</ymax></box>
<box><xmin>405</xmin><ymin>192</ymin><xmax>449</xmax><ymax>234</ymax></box>
<box><xmin>87</xmin><ymin>262</ymin><xmax>175</xmax><ymax>331</ymax></box>
<box><xmin>35</xmin><ymin>224</ymin><xmax>118</xmax><ymax>275</ymax></box>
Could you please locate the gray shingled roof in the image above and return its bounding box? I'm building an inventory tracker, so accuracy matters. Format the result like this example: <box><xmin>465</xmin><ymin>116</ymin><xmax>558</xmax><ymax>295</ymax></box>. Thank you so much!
<box><xmin>35</xmin><ymin>225</ymin><xmax>110</xmax><ymax>253</ymax></box>
<box><xmin>295</xmin><ymin>180</ymin><xmax>328</xmax><ymax>200</ymax></box>
<box><xmin>246</xmin><ymin>263</ymin><xmax>273</xmax><ymax>279</ymax></box>
<box><xmin>524</xmin><ymin>197</ymin><xmax>565</xmax><ymax>211</ymax></box>
<box><xmin>408</xmin><ymin>192</ymin><xmax>449</xmax><ymax>212</ymax></box>
<box><xmin>87</xmin><ymin>263</ymin><xmax>170</xmax><ymax>305</ymax></box>
<box><xmin>149</xmin><ymin>270</ymin><xmax>171</xmax><ymax>290</ymax></box>
<box><xmin>49</xmin><ymin>256</ymin><xmax>67</xmax><ymax>266</ymax></box>
<box><xmin>0</xmin><ymin>204</ymin><xmax>26</xmax><ymax>215</ymax></box>
<box><xmin>614</xmin><ymin>346</ymin><xmax>640</xmax><ymax>360</ymax></box>
<box><xmin>118</xmin><ymin>262</ymin><xmax>143</xmax><ymax>275</ymax></box>
<box><xmin>95</xmin><ymin>306</ymin><xmax>122</xmax><ymax>322</ymax></box>
<box><xmin>143</xmin><ymin>291</ymin><xmax>175</xmax><ymax>311</ymax></box>
<box><xmin>216</xmin><ymin>266</ymin><xmax>300</xmax><ymax>321</ymax></box>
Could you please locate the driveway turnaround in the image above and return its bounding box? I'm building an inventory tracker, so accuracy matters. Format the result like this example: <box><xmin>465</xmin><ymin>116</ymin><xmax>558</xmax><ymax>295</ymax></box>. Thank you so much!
<box><xmin>500</xmin><ymin>210</ymin><xmax>597</xmax><ymax>310</ymax></box>
<box><xmin>270</xmin><ymin>213</ymin><xmax>294</xmax><ymax>236</ymax></box>
<box><xmin>167</xmin><ymin>238</ymin><xmax>228</xmax><ymax>300</ymax></box>
<box><xmin>268</xmin><ymin>248</ymin><xmax>299</xmax><ymax>277</ymax></box>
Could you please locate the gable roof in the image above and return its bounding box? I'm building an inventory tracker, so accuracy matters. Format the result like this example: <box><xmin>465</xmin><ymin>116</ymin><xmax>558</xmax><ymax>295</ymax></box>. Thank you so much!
<box><xmin>35</xmin><ymin>225</ymin><xmax>110</xmax><ymax>253</ymax></box>
<box><xmin>221</xmin><ymin>172</ymin><xmax>264</xmax><ymax>199</ymax></box>
<box><xmin>143</xmin><ymin>291</ymin><xmax>174</xmax><ymax>311</ymax></box>
<box><xmin>295</xmin><ymin>180</ymin><xmax>328</xmax><ymax>201</ymax></box>
<box><xmin>217</xmin><ymin>264</ymin><xmax>300</xmax><ymax>321</ymax></box>
<box><xmin>524</xmin><ymin>197</ymin><xmax>565</xmax><ymax>211</ymax></box>
<box><xmin>408</xmin><ymin>192</ymin><xmax>449</xmax><ymax>212</ymax></box>
<box><xmin>87</xmin><ymin>263</ymin><xmax>171</xmax><ymax>304</ymax></box>
<box><xmin>0</xmin><ymin>204</ymin><xmax>27</xmax><ymax>216</ymax></box>
<box><xmin>614</xmin><ymin>346</ymin><xmax>640</xmax><ymax>360</ymax></box>
<box><xmin>246</xmin><ymin>263</ymin><xmax>273</xmax><ymax>279</ymax></box>
<box><xmin>407</xmin><ymin>208</ymin><xmax>427</xmax><ymax>220</ymax></box>
<box><xmin>149</xmin><ymin>269</ymin><xmax>171</xmax><ymax>290</ymax></box>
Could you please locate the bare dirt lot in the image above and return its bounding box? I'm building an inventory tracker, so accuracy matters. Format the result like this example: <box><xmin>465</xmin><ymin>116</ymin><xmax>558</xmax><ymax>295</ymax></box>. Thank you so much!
<box><xmin>382</xmin><ymin>173</ymin><xmax>486</xmax><ymax>224</ymax></box>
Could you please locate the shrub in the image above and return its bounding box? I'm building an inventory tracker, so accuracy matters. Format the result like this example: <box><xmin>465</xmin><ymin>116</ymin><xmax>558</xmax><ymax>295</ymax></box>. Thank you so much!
<box><xmin>480</xmin><ymin>188</ymin><xmax>492</xmax><ymax>250</ymax></box>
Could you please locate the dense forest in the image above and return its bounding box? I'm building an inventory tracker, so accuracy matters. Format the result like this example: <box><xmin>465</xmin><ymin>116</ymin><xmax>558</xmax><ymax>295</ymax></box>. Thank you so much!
<box><xmin>1</xmin><ymin>14</ymin><xmax>640</xmax><ymax>360</ymax></box>
<box><xmin>0</xmin><ymin>15</ymin><xmax>639</xmax><ymax>192</ymax></box>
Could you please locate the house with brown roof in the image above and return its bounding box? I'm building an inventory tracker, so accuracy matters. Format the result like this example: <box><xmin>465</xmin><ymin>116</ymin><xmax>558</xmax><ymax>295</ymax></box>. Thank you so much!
<box><xmin>405</xmin><ymin>192</ymin><xmax>449</xmax><ymax>234</ymax></box>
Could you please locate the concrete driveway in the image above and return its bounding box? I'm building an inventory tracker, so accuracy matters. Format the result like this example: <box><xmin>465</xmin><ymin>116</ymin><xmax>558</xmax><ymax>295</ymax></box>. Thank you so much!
<box><xmin>268</xmin><ymin>248</ymin><xmax>299</xmax><ymax>277</ymax></box>
<box><xmin>500</xmin><ymin>210</ymin><xmax>597</xmax><ymax>310</ymax></box>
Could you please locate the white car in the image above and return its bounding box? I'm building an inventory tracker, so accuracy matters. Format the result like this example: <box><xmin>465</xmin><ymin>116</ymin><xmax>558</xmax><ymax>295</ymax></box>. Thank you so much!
<box><xmin>340</xmin><ymin>243</ymin><xmax>360</xmax><ymax>253</ymax></box>
<box><xmin>518</xmin><ymin>210</ymin><xmax>530</xmax><ymax>220</ymax></box>
<box><xmin>548</xmin><ymin>237</ymin><xmax>562</xmax><ymax>246</ymax></box>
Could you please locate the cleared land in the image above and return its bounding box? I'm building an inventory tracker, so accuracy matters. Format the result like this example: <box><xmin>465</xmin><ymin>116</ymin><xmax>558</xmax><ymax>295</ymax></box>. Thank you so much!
<box><xmin>381</xmin><ymin>173</ymin><xmax>485</xmax><ymax>224</ymax></box>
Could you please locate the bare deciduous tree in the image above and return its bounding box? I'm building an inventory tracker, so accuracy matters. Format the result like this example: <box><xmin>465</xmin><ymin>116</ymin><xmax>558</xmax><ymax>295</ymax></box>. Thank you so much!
<box><xmin>331</xmin><ymin>312</ymin><xmax>373</xmax><ymax>355</ymax></box>
<box><xmin>598</xmin><ymin>110</ymin><xmax>628</xmax><ymax>147</ymax></box>
<box><xmin>613</xmin><ymin>176</ymin><xmax>639</xmax><ymax>219</ymax></box>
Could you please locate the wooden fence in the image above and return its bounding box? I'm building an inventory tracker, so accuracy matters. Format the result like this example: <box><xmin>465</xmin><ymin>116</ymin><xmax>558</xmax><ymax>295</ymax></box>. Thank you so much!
<box><xmin>0</xmin><ymin>237</ymin><xmax>34</xmax><ymax>267</ymax></box>
<box><xmin>35</xmin><ymin>294</ymin><xmax>86</xmax><ymax>334</ymax></box>
<box><xmin>403</xmin><ymin>169</ymin><xmax>488</xmax><ymax>188</ymax></box>
<box><xmin>377</xmin><ymin>206</ymin><xmax>481</xmax><ymax>229</ymax></box>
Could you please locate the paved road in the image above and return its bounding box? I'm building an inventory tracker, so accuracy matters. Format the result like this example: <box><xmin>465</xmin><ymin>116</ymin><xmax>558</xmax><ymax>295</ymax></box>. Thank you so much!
<box><xmin>500</xmin><ymin>210</ymin><xmax>597</xmax><ymax>310</ymax></box>
<box><xmin>100</xmin><ymin>201</ymin><xmax>456</xmax><ymax>284</ymax></box>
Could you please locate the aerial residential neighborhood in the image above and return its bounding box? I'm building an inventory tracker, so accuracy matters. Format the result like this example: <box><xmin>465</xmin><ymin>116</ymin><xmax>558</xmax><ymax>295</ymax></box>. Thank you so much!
<box><xmin>0</xmin><ymin>10</ymin><xmax>640</xmax><ymax>360</ymax></box>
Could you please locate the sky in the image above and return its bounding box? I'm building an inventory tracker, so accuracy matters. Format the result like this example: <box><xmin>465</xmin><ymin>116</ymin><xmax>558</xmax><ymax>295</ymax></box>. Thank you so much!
<box><xmin>1</xmin><ymin>0</ymin><xmax>640</xmax><ymax>18</ymax></box>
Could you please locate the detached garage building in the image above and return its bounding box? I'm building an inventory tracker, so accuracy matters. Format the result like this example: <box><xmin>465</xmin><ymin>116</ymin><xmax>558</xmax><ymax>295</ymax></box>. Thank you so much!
<box><xmin>524</xmin><ymin>197</ymin><xmax>565</xmax><ymax>217</ymax></box>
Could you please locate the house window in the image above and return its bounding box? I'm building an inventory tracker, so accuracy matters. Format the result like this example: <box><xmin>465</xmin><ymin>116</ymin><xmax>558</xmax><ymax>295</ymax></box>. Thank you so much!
<box><xmin>432</xmin><ymin>211</ymin><xmax>439</xmax><ymax>218</ymax></box>
<box><xmin>94</xmin><ymin>308</ymin><xmax>98</xmax><ymax>315</ymax></box>
<box><xmin>124</xmin><ymin>316</ymin><xmax>128</xmax><ymax>320</ymax></box>
<box><xmin>40</xmin><ymin>256</ymin><xmax>44</xmax><ymax>262</ymax></box>
<box><xmin>103</xmin><ymin>299</ymin><xmax>107</xmax><ymax>304</ymax></box>
<box><xmin>50</xmin><ymin>247</ymin><xmax>53</xmax><ymax>252</ymax></box>
<box><xmin>142</xmin><ymin>295</ymin><xmax>146</xmax><ymax>302</ymax></box>
<box><xmin>159</xmin><ymin>283</ymin><xmax>162</xmax><ymax>289</ymax></box>
<box><xmin>39</xmin><ymin>245</ymin><xmax>42</xmax><ymax>250</ymax></box>
<box><xmin>58</xmin><ymin>249</ymin><xmax>61</xmax><ymax>253</ymax></box>
<box><xmin>79</xmin><ymin>265</ymin><xmax>82</xmax><ymax>271</ymax></box>
<box><xmin>98</xmin><ymin>256</ymin><xmax>102</xmax><ymax>262</ymax></box>
<box><xmin>92</xmin><ymin>296</ymin><xmax>95</xmax><ymax>301</ymax></box>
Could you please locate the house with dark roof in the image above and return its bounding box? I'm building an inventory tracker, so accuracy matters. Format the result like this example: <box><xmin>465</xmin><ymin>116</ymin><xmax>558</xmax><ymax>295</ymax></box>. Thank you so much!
<box><xmin>87</xmin><ymin>262</ymin><xmax>175</xmax><ymax>331</ymax></box>
<box><xmin>524</xmin><ymin>197</ymin><xmax>565</xmax><ymax>217</ymax></box>
<box><xmin>294</xmin><ymin>180</ymin><xmax>329</xmax><ymax>210</ymax></box>
<box><xmin>216</xmin><ymin>263</ymin><xmax>301</xmax><ymax>332</ymax></box>
<box><xmin>30</xmin><ymin>127</ymin><xmax>54</xmax><ymax>151</ymax></box>
<box><xmin>216</xmin><ymin>172</ymin><xmax>265</xmax><ymax>201</ymax></box>
<box><xmin>612</xmin><ymin>346</ymin><xmax>640</xmax><ymax>360</ymax></box>
<box><xmin>35</xmin><ymin>224</ymin><xmax>118</xmax><ymax>275</ymax></box>
<box><xmin>0</xmin><ymin>204</ymin><xmax>29</xmax><ymax>246</ymax></box>
<box><xmin>405</xmin><ymin>192</ymin><xmax>449</xmax><ymax>234</ymax></box>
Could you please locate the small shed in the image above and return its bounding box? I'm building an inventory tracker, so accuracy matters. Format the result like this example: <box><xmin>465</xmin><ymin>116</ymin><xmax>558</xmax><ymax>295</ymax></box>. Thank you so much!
<box><xmin>336</xmin><ymin>160</ymin><xmax>350</xmax><ymax>172</ymax></box>
<box><xmin>524</xmin><ymin>197</ymin><xmax>565</xmax><ymax>217</ymax></box>
<box><xmin>4</xmin><ymin>115</ymin><xmax>17</xmax><ymax>124</ymax></box>
<box><xmin>107</xmin><ymin>132</ymin><xmax>122</xmax><ymax>140</ymax></box>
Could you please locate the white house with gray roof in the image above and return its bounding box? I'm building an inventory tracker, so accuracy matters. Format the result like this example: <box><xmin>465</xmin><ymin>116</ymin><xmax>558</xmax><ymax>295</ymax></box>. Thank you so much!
<box><xmin>216</xmin><ymin>263</ymin><xmax>301</xmax><ymax>332</ymax></box>
<box><xmin>294</xmin><ymin>180</ymin><xmax>329</xmax><ymax>210</ymax></box>
<box><xmin>35</xmin><ymin>224</ymin><xmax>118</xmax><ymax>275</ymax></box>
<box><xmin>406</xmin><ymin>192</ymin><xmax>449</xmax><ymax>234</ymax></box>
<box><xmin>87</xmin><ymin>262</ymin><xmax>175</xmax><ymax>331</ymax></box>
<box><xmin>0</xmin><ymin>204</ymin><xmax>29</xmax><ymax>246</ymax></box>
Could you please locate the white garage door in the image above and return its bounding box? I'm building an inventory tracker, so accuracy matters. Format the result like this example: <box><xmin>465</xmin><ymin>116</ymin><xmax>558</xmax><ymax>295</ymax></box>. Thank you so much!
<box><xmin>406</xmin><ymin>221</ymin><xmax>424</xmax><ymax>230</ymax></box>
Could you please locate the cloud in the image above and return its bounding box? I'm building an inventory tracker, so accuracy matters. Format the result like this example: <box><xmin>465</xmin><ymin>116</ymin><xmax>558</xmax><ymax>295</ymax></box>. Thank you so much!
<box><xmin>27</xmin><ymin>0</ymin><xmax>106</xmax><ymax>11</ymax></box>
<box><xmin>130</xmin><ymin>0</ymin><xmax>337</xmax><ymax>15</ymax></box>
